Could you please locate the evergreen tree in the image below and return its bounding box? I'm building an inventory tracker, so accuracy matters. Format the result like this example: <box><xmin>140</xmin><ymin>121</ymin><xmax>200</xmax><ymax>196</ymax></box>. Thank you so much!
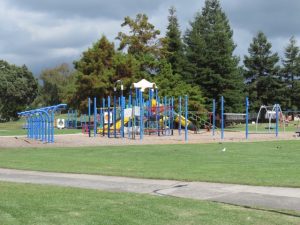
<box><xmin>72</xmin><ymin>36</ymin><xmax>140</xmax><ymax>111</ymax></box>
<box><xmin>116</xmin><ymin>14</ymin><xmax>162</xmax><ymax>58</ymax></box>
<box><xmin>0</xmin><ymin>60</ymin><xmax>38</xmax><ymax>121</ymax></box>
<box><xmin>153</xmin><ymin>60</ymin><xmax>205</xmax><ymax>111</ymax></box>
<box><xmin>184</xmin><ymin>0</ymin><xmax>244</xmax><ymax>112</ymax></box>
<box><xmin>117</xmin><ymin>13</ymin><xmax>205</xmax><ymax>111</ymax></box>
<box><xmin>116</xmin><ymin>13</ymin><xmax>165</xmax><ymax>77</ymax></box>
<box><xmin>165</xmin><ymin>6</ymin><xmax>185</xmax><ymax>75</ymax></box>
<box><xmin>243</xmin><ymin>31</ymin><xmax>283</xmax><ymax>110</ymax></box>
<box><xmin>282</xmin><ymin>36</ymin><xmax>300</xmax><ymax>110</ymax></box>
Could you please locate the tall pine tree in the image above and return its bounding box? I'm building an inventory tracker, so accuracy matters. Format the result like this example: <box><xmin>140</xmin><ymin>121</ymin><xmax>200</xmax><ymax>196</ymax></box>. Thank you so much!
<box><xmin>243</xmin><ymin>31</ymin><xmax>283</xmax><ymax>110</ymax></box>
<box><xmin>184</xmin><ymin>0</ymin><xmax>244</xmax><ymax>112</ymax></box>
<box><xmin>72</xmin><ymin>36</ymin><xmax>140</xmax><ymax>111</ymax></box>
<box><xmin>165</xmin><ymin>6</ymin><xmax>185</xmax><ymax>75</ymax></box>
<box><xmin>282</xmin><ymin>36</ymin><xmax>300</xmax><ymax>110</ymax></box>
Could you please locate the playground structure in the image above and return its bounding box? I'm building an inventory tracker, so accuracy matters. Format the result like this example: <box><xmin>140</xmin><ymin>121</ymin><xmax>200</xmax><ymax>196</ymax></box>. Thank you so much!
<box><xmin>84</xmin><ymin>79</ymin><xmax>193</xmax><ymax>141</ymax></box>
<box><xmin>80</xmin><ymin>79</ymin><xmax>283</xmax><ymax>142</ymax></box>
<box><xmin>16</xmin><ymin>80</ymin><xmax>300</xmax><ymax>144</ymax></box>
<box><xmin>18</xmin><ymin>104</ymin><xmax>67</xmax><ymax>143</ymax></box>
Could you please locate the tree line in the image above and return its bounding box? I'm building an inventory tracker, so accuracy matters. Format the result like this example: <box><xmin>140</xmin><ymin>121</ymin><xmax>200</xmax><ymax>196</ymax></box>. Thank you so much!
<box><xmin>1</xmin><ymin>0</ymin><xmax>300</xmax><ymax>121</ymax></box>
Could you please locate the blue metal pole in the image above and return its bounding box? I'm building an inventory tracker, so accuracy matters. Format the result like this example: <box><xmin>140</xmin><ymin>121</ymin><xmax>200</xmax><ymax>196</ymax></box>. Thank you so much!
<box><xmin>213</xmin><ymin>99</ymin><xmax>216</xmax><ymax>136</ymax></box>
<box><xmin>221</xmin><ymin>96</ymin><xmax>224</xmax><ymax>140</ymax></box>
<box><xmin>47</xmin><ymin>114</ymin><xmax>51</xmax><ymax>143</ymax></box>
<box><xmin>168</xmin><ymin>98</ymin><xmax>171</xmax><ymax>135</ymax></box>
<box><xmin>88</xmin><ymin>97</ymin><xmax>91</xmax><ymax>137</ymax></box>
<box><xmin>276</xmin><ymin>104</ymin><xmax>279</xmax><ymax>137</ymax></box>
<box><xmin>42</xmin><ymin>114</ymin><xmax>45</xmax><ymax>141</ymax></box>
<box><xmin>43</xmin><ymin>114</ymin><xmax>47</xmax><ymax>142</ymax></box>
<box><xmin>171</xmin><ymin>97</ymin><xmax>174</xmax><ymax>135</ymax></box>
<box><xmin>179</xmin><ymin>96</ymin><xmax>182</xmax><ymax>136</ymax></box>
<box><xmin>40</xmin><ymin>114</ymin><xmax>44</xmax><ymax>141</ymax></box>
<box><xmin>51</xmin><ymin>111</ymin><xmax>55</xmax><ymax>142</ymax></box>
<box><xmin>39</xmin><ymin>114</ymin><xmax>43</xmax><ymax>141</ymax></box>
<box><xmin>128</xmin><ymin>92</ymin><xmax>132</xmax><ymax>139</ymax></box>
<box><xmin>121</xmin><ymin>96</ymin><xmax>125</xmax><ymax>138</ymax></box>
<box><xmin>140</xmin><ymin>90</ymin><xmax>143</xmax><ymax>140</ymax></box>
<box><xmin>108</xmin><ymin>96</ymin><xmax>111</xmax><ymax>138</ymax></box>
<box><xmin>164</xmin><ymin>96</ymin><xmax>167</xmax><ymax>134</ymax></box>
<box><xmin>34</xmin><ymin>115</ymin><xmax>37</xmax><ymax>140</ymax></box>
<box><xmin>156</xmin><ymin>96</ymin><xmax>160</xmax><ymax>136</ymax></box>
<box><xmin>102</xmin><ymin>98</ymin><xmax>105</xmax><ymax>136</ymax></box>
<box><xmin>36</xmin><ymin>115</ymin><xmax>39</xmax><ymax>140</ymax></box>
<box><xmin>37</xmin><ymin>115</ymin><xmax>40</xmax><ymax>140</ymax></box>
<box><xmin>42</xmin><ymin>116</ymin><xmax>47</xmax><ymax>142</ymax></box>
<box><xmin>185</xmin><ymin>95</ymin><xmax>188</xmax><ymax>142</ymax></box>
<box><xmin>114</xmin><ymin>92</ymin><xmax>117</xmax><ymax>138</ymax></box>
<box><xmin>132</xmin><ymin>99</ymin><xmax>136</xmax><ymax>139</ymax></box>
<box><xmin>32</xmin><ymin>115</ymin><xmax>35</xmax><ymax>139</ymax></box>
<box><xmin>31</xmin><ymin>115</ymin><xmax>33</xmax><ymax>139</ymax></box>
<box><xmin>41</xmin><ymin>114</ymin><xmax>44</xmax><ymax>141</ymax></box>
<box><xmin>246</xmin><ymin>97</ymin><xmax>249</xmax><ymax>140</ymax></box>
<box><xmin>94</xmin><ymin>97</ymin><xmax>97</xmax><ymax>137</ymax></box>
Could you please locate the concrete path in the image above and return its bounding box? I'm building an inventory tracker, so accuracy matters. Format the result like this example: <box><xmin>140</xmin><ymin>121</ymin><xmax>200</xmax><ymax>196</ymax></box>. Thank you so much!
<box><xmin>1</xmin><ymin>168</ymin><xmax>300</xmax><ymax>212</ymax></box>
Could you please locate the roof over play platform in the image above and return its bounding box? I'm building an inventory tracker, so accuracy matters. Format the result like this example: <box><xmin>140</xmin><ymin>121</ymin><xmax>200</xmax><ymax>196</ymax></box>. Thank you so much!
<box><xmin>132</xmin><ymin>79</ymin><xmax>157</xmax><ymax>92</ymax></box>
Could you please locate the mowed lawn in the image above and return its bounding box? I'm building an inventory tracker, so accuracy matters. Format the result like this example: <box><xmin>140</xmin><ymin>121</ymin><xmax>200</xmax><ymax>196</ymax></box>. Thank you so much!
<box><xmin>225</xmin><ymin>123</ymin><xmax>298</xmax><ymax>132</ymax></box>
<box><xmin>0</xmin><ymin>182</ymin><xmax>299</xmax><ymax>225</ymax></box>
<box><xmin>0</xmin><ymin>141</ymin><xmax>299</xmax><ymax>187</ymax></box>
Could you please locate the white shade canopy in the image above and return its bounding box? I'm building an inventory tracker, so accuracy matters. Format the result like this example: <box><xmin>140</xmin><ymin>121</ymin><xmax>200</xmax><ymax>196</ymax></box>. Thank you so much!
<box><xmin>132</xmin><ymin>79</ymin><xmax>157</xmax><ymax>92</ymax></box>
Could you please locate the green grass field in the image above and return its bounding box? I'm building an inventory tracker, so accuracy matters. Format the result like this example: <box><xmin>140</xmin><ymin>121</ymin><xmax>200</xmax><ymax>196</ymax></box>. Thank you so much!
<box><xmin>0</xmin><ymin>141</ymin><xmax>299</xmax><ymax>187</ymax></box>
<box><xmin>0</xmin><ymin>182</ymin><xmax>299</xmax><ymax>225</ymax></box>
<box><xmin>224</xmin><ymin>122</ymin><xmax>299</xmax><ymax>132</ymax></box>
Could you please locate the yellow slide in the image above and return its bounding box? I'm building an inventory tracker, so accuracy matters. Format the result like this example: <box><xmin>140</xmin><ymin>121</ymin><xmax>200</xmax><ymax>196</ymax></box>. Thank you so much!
<box><xmin>174</xmin><ymin>113</ymin><xmax>196</xmax><ymax>130</ymax></box>
<box><xmin>98</xmin><ymin>117</ymin><xmax>130</xmax><ymax>133</ymax></box>
<box><xmin>175</xmin><ymin>115</ymin><xmax>189</xmax><ymax>127</ymax></box>
<box><xmin>113</xmin><ymin>117</ymin><xmax>130</xmax><ymax>130</ymax></box>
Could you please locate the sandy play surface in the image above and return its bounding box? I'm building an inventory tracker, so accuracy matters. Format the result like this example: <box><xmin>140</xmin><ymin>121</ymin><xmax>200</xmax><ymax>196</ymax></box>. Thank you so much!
<box><xmin>0</xmin><ymin>130</ymin><xmax>299</xmax><ymax>148</ymax></box>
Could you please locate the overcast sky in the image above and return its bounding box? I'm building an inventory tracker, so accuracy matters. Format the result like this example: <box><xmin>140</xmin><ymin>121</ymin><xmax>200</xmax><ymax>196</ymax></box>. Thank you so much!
<box><xmin>1</xmin><ymin>0</ymin><xmax>300</xmax><ymax>75</ymax></box>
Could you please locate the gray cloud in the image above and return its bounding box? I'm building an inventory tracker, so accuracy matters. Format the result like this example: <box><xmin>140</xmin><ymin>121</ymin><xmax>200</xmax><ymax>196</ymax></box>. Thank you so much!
<box><xmin>0</xmin><ymin>0</ymin><xmax>299</xmax><ymax>75</ymax></box>
<box><xmin>223</xmin><ymin>0</ymin><xmax>300</xmax><ymax>38</ymax></box>
<box><xmin>8</xmin><ymin>0</ymin><xmax>162</xmax><ymax>19</ymax></box>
